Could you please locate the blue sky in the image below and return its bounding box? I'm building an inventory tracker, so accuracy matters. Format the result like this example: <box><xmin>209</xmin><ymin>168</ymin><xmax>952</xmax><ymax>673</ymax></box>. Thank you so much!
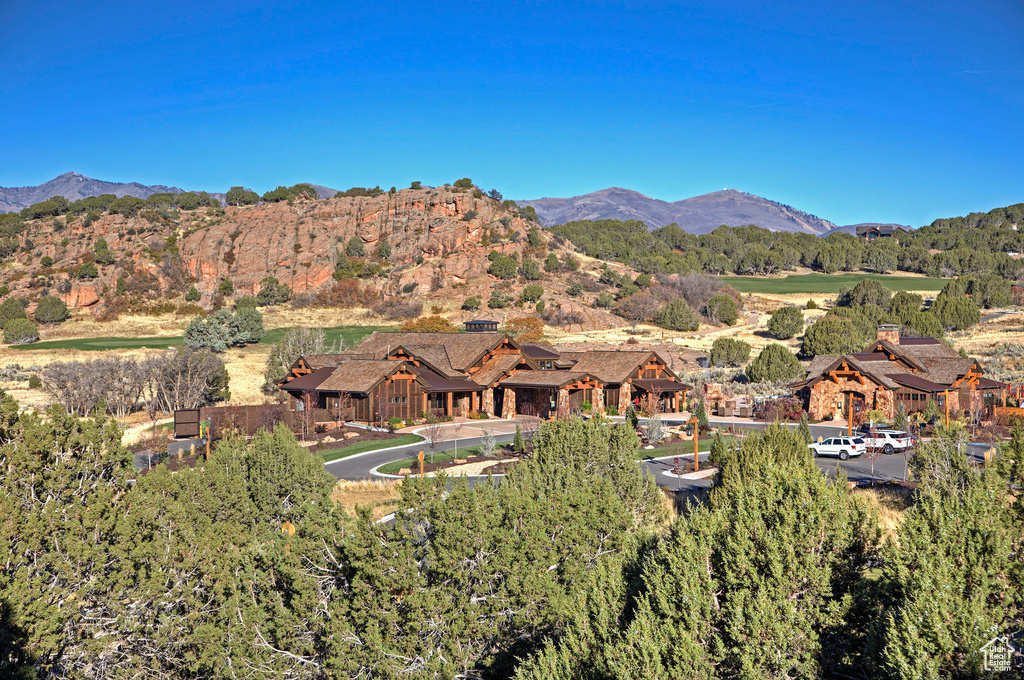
<box><xmin>1</xmin><ymin>0</ymin><xmax>1021</xmax><ymax>226</ymax></box>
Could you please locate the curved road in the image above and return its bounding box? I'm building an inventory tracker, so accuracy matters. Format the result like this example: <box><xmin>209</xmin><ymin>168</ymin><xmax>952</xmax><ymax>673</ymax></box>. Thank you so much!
<box><xmin>323</xmin><ymin>418</ymin><xmax>973</xmax><ymax>490</ymax></box>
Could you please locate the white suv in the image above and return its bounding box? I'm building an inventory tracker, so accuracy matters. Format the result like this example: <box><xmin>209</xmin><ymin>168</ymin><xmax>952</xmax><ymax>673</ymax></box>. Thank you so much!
<box><xmin>808</xmin><ymin>437</ymin><xmax>866</xmax><ymax>460</ymax></box>
<box><xmin>862</xmin><ymin>430</ymin><xmax>915</xmax><ymax>455</ymax></box>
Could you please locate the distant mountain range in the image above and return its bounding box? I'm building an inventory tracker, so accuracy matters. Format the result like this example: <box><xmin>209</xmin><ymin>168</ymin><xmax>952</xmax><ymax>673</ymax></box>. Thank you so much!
<box><xmin>518</xmin><ymin>187</ymin><xmax>840</xmax><ymax>235</ymax></box>
<box><xmin>0</xmin><ymin>172</ymin><xmax>338</xmax><ymax>213</ymax></box>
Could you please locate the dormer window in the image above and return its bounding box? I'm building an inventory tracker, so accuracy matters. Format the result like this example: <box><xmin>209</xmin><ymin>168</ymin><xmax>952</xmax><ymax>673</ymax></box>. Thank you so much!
<box><xmin>540</xmin><ymin>360</ymin><xmax>553</xmax><ymax>370</ymax></box>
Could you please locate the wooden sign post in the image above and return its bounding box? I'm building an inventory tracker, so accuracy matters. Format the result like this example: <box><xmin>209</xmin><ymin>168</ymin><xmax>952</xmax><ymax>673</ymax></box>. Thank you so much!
<box><xmin>687</xmin><ymin>416</ymin><xmax>699</xmax><ymax>472</ymax></box>
<box><xmin>417</xmin><ymin>450</ymin><xmax>425</xmax><ymax>479</ymax></box>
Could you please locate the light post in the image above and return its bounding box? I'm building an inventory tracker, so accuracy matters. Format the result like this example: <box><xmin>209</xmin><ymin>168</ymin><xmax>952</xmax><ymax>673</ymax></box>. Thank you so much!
<box><xmin>688</xmin><ymin>415</ymin><xmax>699</xmax><ymax>472</ymax></box>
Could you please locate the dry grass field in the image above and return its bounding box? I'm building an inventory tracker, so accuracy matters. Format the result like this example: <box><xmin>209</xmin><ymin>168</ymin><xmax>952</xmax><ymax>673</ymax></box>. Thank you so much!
<box><xmin>853</xmin><ymin>484</ymin><xmax>917</xmax><ymax>544</ymax></box>
<box><xmin>330</xmin><ymin>479</ymin><xmax>405</xmax><ymax>521</ymax></box>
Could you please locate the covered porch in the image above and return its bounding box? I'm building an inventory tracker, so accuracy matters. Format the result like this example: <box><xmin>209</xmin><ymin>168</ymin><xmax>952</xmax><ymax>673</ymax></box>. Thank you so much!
<box><xmin>498</xmin><ymin>371</ymin><xmax>603</xmax><ymax>419</ymax></box>
<box><xmin>631</xmin><ymin>378</ymin><xmax>690</xmax><ymax>414</ymax></box>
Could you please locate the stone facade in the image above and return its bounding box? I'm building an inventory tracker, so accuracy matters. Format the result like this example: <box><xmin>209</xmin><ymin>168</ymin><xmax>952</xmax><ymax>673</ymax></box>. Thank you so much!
<box><xmin>481</xmin><ymin>388</ymin><xmax>494</xmax><ymax>416</ymax></box>
<box><xmin>807</xmin><ymin>375</ymin><xmax>889</xmax><ymax>421</ymax></box>
<box><xmin>502</xmin><ymin>388</ymin><xmax>516</xmax><ymax>419</ymax></box>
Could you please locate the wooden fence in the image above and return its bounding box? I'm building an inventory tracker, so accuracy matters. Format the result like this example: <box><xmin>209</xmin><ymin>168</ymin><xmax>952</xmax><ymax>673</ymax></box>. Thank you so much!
<box><xmin>173</xmin><ymin>404</ymin><xmax>298</xmax><ymax>438</ymax></box>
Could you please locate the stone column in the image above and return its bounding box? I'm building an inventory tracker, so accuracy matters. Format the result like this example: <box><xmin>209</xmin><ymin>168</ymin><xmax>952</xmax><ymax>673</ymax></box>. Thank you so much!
<box><xmin>502</xmin><ymin>388</ymin><xmax>516</xmax><ymax>419</ymax></box>
<box><xmin>593</xmin><ymin>384</ymin><xmax>605</xmax><ymax>414</ymax></box>
<box><xmin>458</xmin><ymin>395</ymin><xmax>470</xmax><ymax>417</ymax></box>
<box><xmin>482</xmin><ymin>388</ymin><xmax>494</xmax><ymax>415</ymax></box>
<box><xmin>557</xmin><ymin>387</ymin><xmax>569</xmax><ymax>414</ymax></box>
<box><xmin>619</xmin><ymin>383</ymin><xmax>632</xmax><ymax>409</ymax></box>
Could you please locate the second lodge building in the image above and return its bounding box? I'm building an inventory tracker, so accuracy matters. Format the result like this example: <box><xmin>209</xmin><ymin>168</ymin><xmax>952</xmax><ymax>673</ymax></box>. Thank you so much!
<box><xmin>278</xmin><ymin>330</ymin><xmax>690</xmax><ymax>424</ymax></box>
<box><xmin>791</xmin><ymin>324</ymin><xmax>1007</xmax><ymax>421</ymax></box>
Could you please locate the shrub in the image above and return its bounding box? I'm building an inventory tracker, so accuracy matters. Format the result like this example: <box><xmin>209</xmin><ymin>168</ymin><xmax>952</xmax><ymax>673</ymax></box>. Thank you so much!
<box><xmin>255</xmin><ymin>277</ymin><xmax>291</xmax><ymax>306</ymax></box>
<box><xmin>462</xmin><ymin>296</ymin><xmax>481</xmax><ymax>311</ymax></box>
<box><xmin>218</xmin><ymin>278</ymin><xmax>234</xmax><ymax>296</ymax></box>
<box><xmin>185</xmin><ymin>286</ymin><xmax>201</xmax><ymax>302</ymax></box>
<box><xmin>236</xmin><ymin>296</ymin><xmax>257</xmax><ymax>310</ymax></box>
<box><xmin>376</xmin><ymin>238</ymin><xmax>391</xmax><ymax>259</ymax></box>
<box><xmin>34</xmin><ymin>295</ymin><xmax>70</xmax><ymax>324</ymax></box>
<box><xmin>567</xmin><ymin>282</ymin><xmax>583</xmax><ymax>297</ymax></box>
<box><xmin>753</xmin><ymin>396</ymin><xmax>805</xmax><ymax>422</ymax></box>
<box><xmin>401</xmin><ymin>315</ymin><xmax>458</xmax><ymax>333</ymax></box>
<box><xmin>655</xmin><ymin>298</ymin><xmax>699</xmax><ymax>331</ymax></box>
<box><xmin>806</xmin><ymin>298</ymin><xmax>818</xmax><ymax>309</ymax></box>
<box><xmin>801</xmin><ymin>315</ymin><xmax>862</xmax><ymax>357</ymax></box>
<box><xmin>488</xmin><ymin>254</ymin><xmax>518</xmax><ymax>280</ymax></box>
<box><xmin>40</xmin><ymin>256</ymin><xmax>53</xmax><ymax>267</ymax></box>
<box><xmin>709</xmin><ymin>338</ymin><xmax>751</xmax><ymax>367</ymax></box>
<box><xmin>615</xmin><ymin>292</ymin><xmax>660</xmax><ymax>324</ymax></box>
<box><xmin>345</xmin><ymin>236</ymin><xmax>365</xmax><ymax>258</ymax></box>
<box><xmin>930</xmin><ymin>280</ymin><xmax>980</xmax><ymax>330</ymax></box>
<box><xmin>767</xmin><ymin>306</ymin><xmax>804</xmax><ymax>339</ymax></box>
<box><xmin>520</xmin><ymin>258</ymin><xmax>541</xmax><ymax>280</ymax></box>
<box><xmin>703</xmin><ymin>293</ymin><xmax>738</xmax><ymax>325</ymax></box>
<box><xmin>4</xmin><ymin>318</ymin><xmax>39</xmax><ymax>345</ymax></box>
<box><xmin>596</xmin><ymin>292</ymin><xmax>614</xmax><ymax>308</ymax></box>
<box><xmin>28</xmin><ymin>374</ymin><xmax>42</xmax><ymax>389</ymax></box>
<box><xmin>77</xmin><ymin>262</ymin><xmax>99</xmax><ymax>279</ymax></box>
<box><xmin>462</xmin><ymin>210</ymin><xmax>478</xmax><ymax>221</ymax></box>
<box><xmin>373</xmin><ymin>298</ymin><xmax>423</xmax><ymax>320</ymax></box>
<box><xmin>535</xmin><ymin>299</ymin><xmax>546</xmax><ymax>314</ymax></box>
<box><xmin>453</xmin><ymin>178</ymin><xmax>474</xmax><ymax>189</ymax></box>
<box><xmin>488</xmin><ymin>291</ymin><xmax>513</xmax><ymax>309</ymax></box>
<box><xmin>402</xmin><ymin>282</ymin><xmax>419</xmax><ymax>294</ymax></box>
<box><xmin>520</xmin><ymin>284</ymin><xmax>544</xmax><ymax>303</ymax></box>
<box><xmin>505</xmin><ymin>316</ymin><xmax>545</xmax><ymax>344</ymax></box>
<box><xmin>837</xmin><ymin>279</ymin><xmax>891</xmax><ymax>309</ymax></box>
<box><xmin>0</xmin><ymin>298</ymin><xmax>27</xmax><ymax>327</ymax></box>
<box><xmin>745</xmin><ymin>343</ymin><xmax>803</xmax><ymax>383</ymax></box>
<box><xmin>544</xmin><ymin>253</ymin><xmax>559</xmax><ymax>272</ymax></box>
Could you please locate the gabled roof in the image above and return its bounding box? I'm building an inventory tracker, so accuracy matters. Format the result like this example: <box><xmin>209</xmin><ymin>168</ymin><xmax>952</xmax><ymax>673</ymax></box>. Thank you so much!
<box><xmin>392</xmin><ymin>343</ymin><xmax>462</xmax><ymax>379</ymax></box>
<box><xmin>414</xmin><ymin>365</ymin><xmax>484</xmax><ymax>392</ymax></box>
<box><xmin>298</xmin><ymin>353</ymin><xmax>368</xmax><ymax>370</ymax></box>
<box><xmin>521</xmin><ymin>343</ymin><xmax>561</xmax><ymax>360</ymax></box>
<box><xmin>473</xmin><ymin>353</ymin><xmax>524</xmax><ymax>386</ymax></box>
<box><xmin>568</xmin><ymin>350</ymin><xmax>670</xmax><ymax>384</ymax></box>
<box><xmin>317</xmin><ymin>360</ymin><xmax>404</xmax><ymax>394</ymax></box>
<box><xmin>799</xmin><ymin>335</ymin><xmax>986</xmax><ymax>391</ymax></box>
<box><xmin>353</xmin><ymin>331</ymin><xmax>513</xmax><ymax>372</ymax></box>
<box><xmin>280</xmin><ymin>366</ymin><xmax>334</xmax><ymax>390</ymax></box>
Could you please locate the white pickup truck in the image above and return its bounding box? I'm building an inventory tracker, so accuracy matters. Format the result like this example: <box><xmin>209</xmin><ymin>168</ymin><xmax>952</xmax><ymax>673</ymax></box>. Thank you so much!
<box><xmin>860</xmin><ymin>429</ymin><xmax>916</xmax><ymax>454</ymax></box>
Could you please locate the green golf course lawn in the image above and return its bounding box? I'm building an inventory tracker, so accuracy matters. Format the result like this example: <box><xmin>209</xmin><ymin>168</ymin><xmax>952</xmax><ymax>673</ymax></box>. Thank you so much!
<box><xmin>721</xmin><ymin>273</ymin><xmax>946</xmax><ymax>295</ymax></box>
<box><xmin>12</xmin><ymin>325</ymin><xmax>393</xmax><ymax>352</ymax></box>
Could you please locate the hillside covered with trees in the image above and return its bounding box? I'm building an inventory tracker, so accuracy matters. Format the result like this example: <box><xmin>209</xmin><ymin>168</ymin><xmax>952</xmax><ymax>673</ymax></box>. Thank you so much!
<box><xmin>550</xmin><ymin>202</ymin><xmax>1024</xmax><ymax>279</ymax></box>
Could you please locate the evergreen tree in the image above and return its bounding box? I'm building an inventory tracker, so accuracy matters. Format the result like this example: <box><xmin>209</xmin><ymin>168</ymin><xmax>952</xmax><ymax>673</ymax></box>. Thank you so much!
<box><xmin>767</xmin><ymin>305</ymin><xmax>804</xmax><ymax>339</ymax></box>
<box><xmin>746</xmin><ymin>343</ymin><xmax>803</xmax><ymax>382</ymax></box>
<box><xmin>513</xmin><ymin>424</ymin><xmax>525</xmax><ymax>452</ymax></box>
<box><xmin>872</xmin><ymin>428</ymin><xmax>1021</xmax><ymax>678</ymax></box>
<box><xmin>655</xmin><ymin>298</ymin><xmax>699</xmax><ymax>331</ymax></box>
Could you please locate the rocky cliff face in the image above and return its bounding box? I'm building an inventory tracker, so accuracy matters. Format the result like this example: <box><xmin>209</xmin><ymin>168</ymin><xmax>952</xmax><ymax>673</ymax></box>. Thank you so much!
<box><xmin>4</xmin><ymin>186</ymin><xmax>555</xmax><ymax>311</ymax></box>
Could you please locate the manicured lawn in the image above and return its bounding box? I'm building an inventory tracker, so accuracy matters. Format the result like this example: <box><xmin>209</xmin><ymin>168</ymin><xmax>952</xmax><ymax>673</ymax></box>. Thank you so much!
<box><xmin>721</xmin><ymin>273</ymin><xmax>947</xmax><ymax>295</ymax></box>
<box><xmin>378</xmin><ymin>445</ymin><xmax>484</xmax><ymax>475</ymax></box>
<box><xmin>638</xmin><ymin>434</ymin><xmax>741</xmax><ymax>460</ymax></box>
<box><xmin>13</xmin><ymin>324</ymin><xmax>393</xmax><ymax>352</ymax></box>
<box><xmin>319</xmin><ymin>433</ymin><xmax>424</xmax><ymax>463</ymax></box>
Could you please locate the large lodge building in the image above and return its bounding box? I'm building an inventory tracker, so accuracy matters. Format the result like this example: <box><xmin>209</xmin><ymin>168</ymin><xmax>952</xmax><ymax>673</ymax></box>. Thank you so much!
<box><xmin>791</xmin><ymin>324</ymin><xmax>1007</xmax><ymax>421</ymax></box>
<box><xmin>278</xmin><ymin>328</ymin><xmax>690</xmax><ymax>424</ymax></box>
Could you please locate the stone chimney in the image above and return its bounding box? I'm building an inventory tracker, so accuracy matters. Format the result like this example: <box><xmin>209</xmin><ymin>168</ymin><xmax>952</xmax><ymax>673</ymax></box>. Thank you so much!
<box><xmin>877</xmin><ymin>324</ymin><xmax>900</xmax><ymax>345</ymax></box>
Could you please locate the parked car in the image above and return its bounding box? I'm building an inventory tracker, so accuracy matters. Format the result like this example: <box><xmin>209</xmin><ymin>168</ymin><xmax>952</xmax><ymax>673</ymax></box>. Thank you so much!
<box><xmin>861</xmin><ymin>429</ymin><xmax>915</xmax><ymax>454</ymax></box>
<box><xmin>808</xmin><ymin>437</ymin><xmax>866</xmax><ymax>460</ymax></box>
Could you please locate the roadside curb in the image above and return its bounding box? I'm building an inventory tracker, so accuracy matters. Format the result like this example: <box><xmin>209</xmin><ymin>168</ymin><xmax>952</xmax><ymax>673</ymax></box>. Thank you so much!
<box><xmin>322</xmin><ymin>435</ymin><xmax>426</xmax><ymax>467</ymax></box>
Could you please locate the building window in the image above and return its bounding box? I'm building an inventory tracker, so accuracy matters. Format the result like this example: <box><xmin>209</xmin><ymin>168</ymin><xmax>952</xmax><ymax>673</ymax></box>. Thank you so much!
<box><xmin>390</xmin><ymin>396</ymin><xmax>408</xmax><ymax>404</ymax></box>
<box><xmin>540</xmin><ymin>360</ymin><xmax>553</xmax><ymax>370</ymax></box>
